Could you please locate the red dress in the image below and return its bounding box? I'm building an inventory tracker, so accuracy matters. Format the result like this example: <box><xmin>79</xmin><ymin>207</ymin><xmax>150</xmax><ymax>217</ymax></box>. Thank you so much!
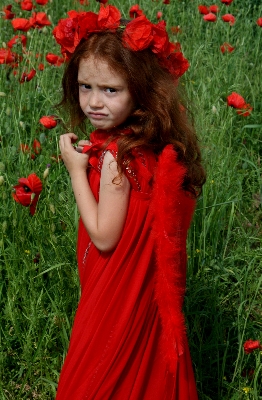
<box><xmin>56</xmin><ymin>129</ymin><xmax>198</xmax><ymax>400</ymax></box>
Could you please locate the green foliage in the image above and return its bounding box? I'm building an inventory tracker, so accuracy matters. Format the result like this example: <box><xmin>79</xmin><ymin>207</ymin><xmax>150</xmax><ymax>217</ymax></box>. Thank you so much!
<box><xmin>0</xmin><ymin>0</ymin><xmax>262</xmax><ymax>399</ymax></box>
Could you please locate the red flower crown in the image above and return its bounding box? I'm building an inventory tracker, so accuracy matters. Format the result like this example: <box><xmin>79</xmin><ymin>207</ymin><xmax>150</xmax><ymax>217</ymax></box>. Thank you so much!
<box><xmin>53</xmin><ymin>4</ymin><xmax>189</xmax><ymax>79</ymax></box>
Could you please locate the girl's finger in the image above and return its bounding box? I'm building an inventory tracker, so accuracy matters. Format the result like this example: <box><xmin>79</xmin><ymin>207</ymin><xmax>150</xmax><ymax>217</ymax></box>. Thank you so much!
<box><xmin>78</xmin><ymin>140</ymin><xmax>92</xmax><ymax>146</ymax></box>
<box><xmin>60</xmin><ymin>133</ymin><xmax>78</xmax><ymax>143</ymax></box>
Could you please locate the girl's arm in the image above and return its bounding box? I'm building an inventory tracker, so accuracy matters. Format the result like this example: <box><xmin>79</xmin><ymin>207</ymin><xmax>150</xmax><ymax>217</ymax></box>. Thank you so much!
<box><xmin>59</xmin><ymin>133</ymin><xmax>130</xmax><ymax>252</ymax></box>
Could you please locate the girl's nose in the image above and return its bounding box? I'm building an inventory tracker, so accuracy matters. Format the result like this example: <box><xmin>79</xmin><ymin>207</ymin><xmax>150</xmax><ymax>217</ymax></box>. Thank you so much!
<box><xmin>89</xmin><ymin>90</ymin><xmax>103</xmax><ymax>109</ymax></box>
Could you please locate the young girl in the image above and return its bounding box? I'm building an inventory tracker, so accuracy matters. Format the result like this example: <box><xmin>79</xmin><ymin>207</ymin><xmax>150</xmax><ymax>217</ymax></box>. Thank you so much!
<box><xmin>54</xmin><ymin>5</ymin><xmax>205</xmax><ymax>399</ymax></box>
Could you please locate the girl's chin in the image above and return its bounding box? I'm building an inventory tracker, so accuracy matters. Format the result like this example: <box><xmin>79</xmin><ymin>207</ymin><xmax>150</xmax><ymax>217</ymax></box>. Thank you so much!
<box><xmin>90</xmin><ymin>121</ymin><xmax>117</xmax><ymax>131</ymax></box>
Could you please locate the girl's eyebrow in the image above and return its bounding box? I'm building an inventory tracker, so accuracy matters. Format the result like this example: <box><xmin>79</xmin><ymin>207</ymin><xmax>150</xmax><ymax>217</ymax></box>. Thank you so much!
<box><xmin>77</xmin><ymin>80</ymin><xmax>123</xmax><ymax>89</ymax></box>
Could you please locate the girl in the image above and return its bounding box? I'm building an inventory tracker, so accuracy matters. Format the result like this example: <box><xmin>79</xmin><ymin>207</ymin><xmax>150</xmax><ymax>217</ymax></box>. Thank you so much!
<box><xmin>54</xmin><ymin>5</ymin><xmax>205</xmax><ymax>399</ymax></box>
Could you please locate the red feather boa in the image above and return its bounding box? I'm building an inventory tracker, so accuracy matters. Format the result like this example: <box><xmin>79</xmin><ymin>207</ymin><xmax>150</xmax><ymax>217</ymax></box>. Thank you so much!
<box><xmin>150</xmin><ymin>145</ymin><xmax>196</xmax><ymax>373</ymax></box>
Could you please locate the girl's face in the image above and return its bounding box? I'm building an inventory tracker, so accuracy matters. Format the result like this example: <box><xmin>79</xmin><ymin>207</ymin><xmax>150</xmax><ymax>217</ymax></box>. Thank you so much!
<box><xmin>78</xmin><ymin>57</ymin><xmax>134</xmax><ymax>131</ymax></box>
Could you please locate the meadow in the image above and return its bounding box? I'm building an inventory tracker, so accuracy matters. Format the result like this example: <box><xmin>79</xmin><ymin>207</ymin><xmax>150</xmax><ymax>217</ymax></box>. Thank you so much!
<box><xmin>0</xmin><ymin>0</ymin><xmax>261</xmax><ymax>398</ymax></box>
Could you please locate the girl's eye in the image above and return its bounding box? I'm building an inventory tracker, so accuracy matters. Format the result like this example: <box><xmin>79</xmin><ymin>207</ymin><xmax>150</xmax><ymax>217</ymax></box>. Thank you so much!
<box><xmin>105</xmin><ymin>88</ymin><xmax>116</xmax><ymax>93</ymax></box>
<box><xmin>79</xmin><ymin>84</ymin><xmax>91</xmax><ymax>91</ymax></box>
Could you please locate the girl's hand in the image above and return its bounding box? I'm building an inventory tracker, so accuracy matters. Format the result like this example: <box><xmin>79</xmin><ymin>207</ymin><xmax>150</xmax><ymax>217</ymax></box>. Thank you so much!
<box><xmin>75</xmin><ymin>139</ymin><xmax>93</xmax><ymax>154</ymax></box>
<box><xmin>59</xmin><ymin>133</ymin><xmax>89</xmax><ymax>176</ymax></box>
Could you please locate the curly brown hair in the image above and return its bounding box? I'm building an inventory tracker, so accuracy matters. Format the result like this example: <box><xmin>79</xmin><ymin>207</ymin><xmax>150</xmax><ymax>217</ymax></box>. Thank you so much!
<box><xmin>58</xmin><ymin>29</ymin><xmax>205</xmax><ymax>197</ymax></box>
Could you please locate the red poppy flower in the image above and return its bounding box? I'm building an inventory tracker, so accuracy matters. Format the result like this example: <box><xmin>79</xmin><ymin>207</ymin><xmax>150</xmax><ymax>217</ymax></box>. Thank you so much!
<box><xmin>243</xmin><ymin>340</ymin><xmax>262</xmax><ymax>354</ymax></box>
<box><xmin>129</xmin><ymin>5</ymin><xmax>143</xmax><ymax>19</ymax></box>
<box><xmin>7</xmin><ymin>34</ymin><xmax>27</xmax><ymax>48</ymax></box>
<box><xmin>222</xmin><ymin>14</ymin><xmax>235</xmax><ymax>25</ymax></box>
<box><xmin>12</xmin><ymin>173</ymin><xmax>42</xmax><ymax>215</ymax></box>
<box><xmin>220</xmin><ymin>42</ymin><xmax>234</xmax><ymax>53</ymax></box>
<box><xmin>165</xmin><ymin>51</ymin><xmax>189</xmax><ymax>78</ymax></box>
<box><xmin>21</xmin><ymin>0</ymin><xmax>33</xmax><ymax>11</ymax></box>
<box><xmin>35</xmin><ymin>0</ymin><xmax>49</xmax><ymax>4</ymax></box>
<box><xmin>198</xmin><ymin>5</ymin><xmax>209</xmax><ymax>15</ymax></box>
<box><xmin>0</xmin><ymin>48</ymin><xmax>18</xmax><ymax>64</ymax></box>
<box><xmin>38</xmin><ymin>62</ymin><xmax>44</xmax><ymax>70</ymax></box>
<box><xmin>20</xmin><ymin>68</ymin><xmax>36</xmax><ymax>83</ymax></box>
<box><xmin>150</xmin><ymin>21</ymin><xmax>171</xmax><ymax>57</ymax></box>
<box><xmin>163</xmin><ymin>0</ymin><xmax>170</xmax><ymax>4</ymax></box>
<box><xmin>39</xmin><ymin>115</ymin><xmax>57</xmax><ymax>129</ymax></box>
<box><xmin>46</xmin><ymin>53</ymin><xmax>64</xmax><ymax>66</ymax></box>
<box><xmin>209</xmin><ymin>5</ymin><xmax>219</xmax><ymax>13</ymax></box>
<box><xmin>79</xmin><ymin>0</ymin><xmax>89</xmax><ymax>5</ymax></box>
<box><xmin>236</xmin><ymin>103</ymin><xmax>252</xmax><ymax>117</ymax></box>
<box><xmin>3</xmin><ymin>4</ymin><xmax>15</xmax><ymax>19</ymax></box>
<box><xmin>227</xmin><ymin>92</ymin><xmax>246</xmax><ymax>109</ymax></box>
<box><xmin>221</xmin><ymin>0</ymin><xmax>233</xmax><ymax>4</ymax></box>
<box><xmin>157</xmin><ymin>11</ymin><xmax>163</xmax><ymax>20</ymax></box>
<box><xmin>78</xmin><ymin>11</ymin><xmax>99</xmax><ymax>42</ymax></box>
<box><xmin>53</xmin><ymin>15</ymin><xmax>79</xmax><ymax>57</ymax></box>
<box><xmin>97</xmin><ymin>5</ymin><xmax>121</xmax><ymax>30</ymax></box>
<box><xmin>257</xmin><ymin>18</ymin><xmax>262</xmax><ymax>27</ymax></box>
<box><xmin>96</xmin><ymin>0</ymin><xmax>108</xmax><ymax>3</ymax></box>
<box><xmin>32</xmin><ymin>139</ymin><xmax>41</xmax><ymax>154</ymax></box>
<box><xmin>122</xmin><ymin>15</ymin><xmax>153</xmax><ymax>51</ymax></box>
<box><xmin>203</xmin><ymin>13</ymin><xmax>217</xmax><ymax>22</ymax></box>
<box><xmin>11</xmin><ymin>18</ymin><xmax>32</xmax><ymax>32</ymax></box>
<box><xmin>29</xmin><ymin>12</ymin><xmax>51</xmax><ymax>28</ymax></box>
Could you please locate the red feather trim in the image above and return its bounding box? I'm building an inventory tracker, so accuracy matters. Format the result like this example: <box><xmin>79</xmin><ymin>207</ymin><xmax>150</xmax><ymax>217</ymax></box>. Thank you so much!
<box><xmin>149</xmin><ymin>145</ymin><xmax>196</xmax><ymax>373</ymax></box>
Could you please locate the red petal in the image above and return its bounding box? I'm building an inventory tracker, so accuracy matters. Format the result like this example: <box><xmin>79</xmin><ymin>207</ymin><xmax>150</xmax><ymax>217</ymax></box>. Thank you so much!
<box><xmin>122</xmin><ymin>15</ymin><xmax>153</xmax><ymax>51</ymax></box>
<box><xmin>97</xmin><ymin>5</ymin><xmax>121</xmax><ymax>30</ymax></box>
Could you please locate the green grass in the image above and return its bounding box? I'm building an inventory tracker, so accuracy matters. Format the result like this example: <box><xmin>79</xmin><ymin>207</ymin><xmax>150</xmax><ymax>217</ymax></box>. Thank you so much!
<box><xmin>0</xmin><ymin>0</ymin><xmax>262</xmax><ymax>398</ymax></box>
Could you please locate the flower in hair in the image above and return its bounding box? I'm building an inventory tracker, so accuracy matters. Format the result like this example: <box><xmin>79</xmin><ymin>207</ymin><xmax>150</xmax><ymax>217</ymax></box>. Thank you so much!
<box><xmin>122</xmin><ymin>15</ymin><xmax>153</xmax><ymax>51</ymax></box>
<box><xmin>53</xmin><ymin>5</ymin><xmax>120</xmax><ymax>58</ymax></box>
<box><xmin>129</xmin><ymin>5</ymin><xmax>143</xmax><ymax>19</ymax></box>
<box><xmin>97</xmin><ymin>5</ymin><xmax>121</xmax><ymax>29</ymax></box>
<box><xmin>151</xmin><ymin>21</ymin><xmax>174</xmax><ymax>57</ymax></box>
<box><xmin>53</xmin><ymin>4</ymin><xmax>189</xmax><ymax>78</ymax></box>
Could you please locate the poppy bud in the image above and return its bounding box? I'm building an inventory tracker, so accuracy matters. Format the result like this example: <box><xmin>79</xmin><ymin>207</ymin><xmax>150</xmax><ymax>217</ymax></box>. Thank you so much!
<box><xmin>2</xmin><ymin>221</ymin><xmax>7</xmax><ymax>232</ymax></box>
<box><xmin>43</xmin><ymin>167</ymin><xmax>49</xmax><ymax>179</ymax></box>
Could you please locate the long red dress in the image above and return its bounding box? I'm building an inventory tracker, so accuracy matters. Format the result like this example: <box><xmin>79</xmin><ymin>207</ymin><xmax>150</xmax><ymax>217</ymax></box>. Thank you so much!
<box><xmin>56</xmin><ymin>129</ymin><xmax>198</xmax><ymax>400</ymax></box>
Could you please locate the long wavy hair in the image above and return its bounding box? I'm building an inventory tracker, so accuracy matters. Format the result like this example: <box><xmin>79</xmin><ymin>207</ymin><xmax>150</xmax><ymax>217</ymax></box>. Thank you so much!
<box><xmin>58</xmin><ymin>28</ymin><xmax>206</xmax><ymax>197</ymax></box>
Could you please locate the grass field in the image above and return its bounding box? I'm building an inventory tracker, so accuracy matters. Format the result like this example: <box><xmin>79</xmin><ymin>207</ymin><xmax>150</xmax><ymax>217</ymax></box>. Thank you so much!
<box><xmin>0</xmin><ymin>0</ymin><xmax>261</xmax><ymax>398</ymax></box>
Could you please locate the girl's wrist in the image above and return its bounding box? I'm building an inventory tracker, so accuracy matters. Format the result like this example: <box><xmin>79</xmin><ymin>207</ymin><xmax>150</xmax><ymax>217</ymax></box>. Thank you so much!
<box><xmin>69</xmin><ymin>168</ymin><xmax>87</xmax><ymax>180</ymax></box>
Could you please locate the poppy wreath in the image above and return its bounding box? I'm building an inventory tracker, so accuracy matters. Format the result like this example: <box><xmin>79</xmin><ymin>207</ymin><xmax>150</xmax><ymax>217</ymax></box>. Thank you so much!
<box><xmin>53</xmin><ymin>4</ymin><xmax>189</xmax><ymax>79</ymax></box>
